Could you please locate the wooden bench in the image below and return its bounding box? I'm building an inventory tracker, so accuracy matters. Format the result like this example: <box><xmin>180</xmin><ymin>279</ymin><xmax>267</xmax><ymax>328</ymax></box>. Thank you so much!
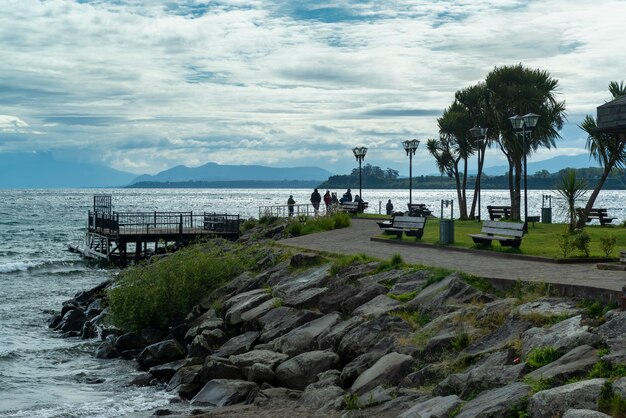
<box><xmin>487</xmin><ymin>205</ymin><xmax>511</xmax><ymax>220</ymax></box>
<box><xmin>407</xmin><ymin>203</ymin><xmax>432</xmax><ymax>217</ymax></box>
<box><xmin>340</xmin><ymin>201</ymin><xmax>369</xmax><ymax>213</ymax></box>
<box><xmin>583</xmin><ymin>208</ymin><xmax>616</xmax><ymax>226</ymax></box>
<box><xmin>383</xmin><ymin>216</ymin><xmax>427</xmax><ymax>239</ymax></box>
<box><xmin>468</xmin><ymin>220</ymin><xmax>525</xmax><ymax>248</ymax></box>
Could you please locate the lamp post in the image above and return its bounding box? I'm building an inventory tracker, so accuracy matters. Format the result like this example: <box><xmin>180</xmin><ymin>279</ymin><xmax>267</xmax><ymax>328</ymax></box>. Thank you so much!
<box><xmin>352</xmin><ymin>146</ymin><xmax>368</xmax><ymax>212</ymax></box>
<box><xmin>509</xmin><ymin>113</ymin><xmax>539</xmax><ymax>230</ymax></box>
<box><xmin>401</xmin><ymin>139</ymin><xmax>420</xmax><ymax>207</ymax></box>
<box><xmin>469</xmin><ymin>126</ymin><xmax>487</xmax><ymax>221</ymax></box>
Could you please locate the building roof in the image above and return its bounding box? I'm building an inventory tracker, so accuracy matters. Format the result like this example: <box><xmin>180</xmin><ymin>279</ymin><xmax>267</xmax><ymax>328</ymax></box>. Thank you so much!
<box><xmin>596</xmin><ymin>95</ymin><xmax>626</xmax><ymax>133</ymax></box>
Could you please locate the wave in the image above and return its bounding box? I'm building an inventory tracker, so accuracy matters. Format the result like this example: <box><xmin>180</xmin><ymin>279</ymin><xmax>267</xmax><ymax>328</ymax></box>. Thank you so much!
<box><xmin>0</xmin><ymin>261</ymin><xmax>40</xmax><ymax>274</ymax></box>
<box><xmin>0</xmin><ymin>260</ymin><xmax>93</xmax><ymax>275</ymax></box>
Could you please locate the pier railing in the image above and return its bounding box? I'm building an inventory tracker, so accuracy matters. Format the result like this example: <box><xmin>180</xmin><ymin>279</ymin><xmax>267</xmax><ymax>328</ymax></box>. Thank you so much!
<box><xmin>258</xmin><ymin>203</ymin><xmax>323</xmax><ymax>219</ymax></box>
<box><xmin>88</xmin><ymin>211</ymin><xmax>240</xmax><ymax>236</ymax></box>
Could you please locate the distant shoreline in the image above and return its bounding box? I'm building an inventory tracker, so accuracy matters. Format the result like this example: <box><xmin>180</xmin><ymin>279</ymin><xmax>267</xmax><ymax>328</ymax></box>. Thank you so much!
<box><xmin>126</xmin><ymin>180</ymin><xmax>322</xmax><ymax>189</ymax></box>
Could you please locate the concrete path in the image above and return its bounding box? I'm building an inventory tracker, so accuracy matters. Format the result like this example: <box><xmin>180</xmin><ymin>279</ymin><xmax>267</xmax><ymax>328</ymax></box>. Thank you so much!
<box><xmin>280</xmin><ymin>218</ymin><xmax>626</xmax><ymax>294</ymax></box>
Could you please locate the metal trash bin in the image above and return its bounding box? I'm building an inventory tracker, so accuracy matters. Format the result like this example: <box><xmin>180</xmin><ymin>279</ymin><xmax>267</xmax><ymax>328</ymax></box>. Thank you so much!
<box><xmin>439</xmin><ymin>199</ymin><xmax>454</xmax><ymax>244</ymax></box>
<box><xmin>542</xmin><ymin>194</ymin><xmax>552</xmax><ymax>224</ymax></box>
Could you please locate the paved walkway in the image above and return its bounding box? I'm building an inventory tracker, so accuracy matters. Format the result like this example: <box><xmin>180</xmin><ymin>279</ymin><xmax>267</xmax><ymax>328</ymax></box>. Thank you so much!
<box><xmin>280</xmin><ymin>218</ymin><xmax>626</xmax><ymax>293</ymax></box>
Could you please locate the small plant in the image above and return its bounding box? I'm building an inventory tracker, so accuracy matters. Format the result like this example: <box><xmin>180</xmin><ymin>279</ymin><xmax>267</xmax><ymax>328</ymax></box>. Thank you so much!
<box><xmin>211</xmin><ymin>300</ymin><xmax>224</xmax><ymax>318</ymax></box>
<box><xmin>526</xmin><ymin>347</ymin><xmax>561</xmax><ymax>370</ymax></box>
<box><xmin>599</xmin><ymin>381</ymin><xmax>626</xmax><ymax>418</ymax></box>
<box><xmin>259</xmin><ymin>215</ymin><xmax>279</xmax><ymax>225</ymax></box>
<box><xmin>572</xmin><ymin>229</ymin><xmax>591</xmax><ymax>257</ymax></box>
<box><xmin>451</xmin><ymin>333</ymin><xmax>470</xmax><ymax>352</ymax></box>
<box><xmin>524</xmin><ymin>376</ymin><xmax>553</xmax><ymax>393</ymax></box>
<box><xmin>555</xmin><ymin>169</ymin><xmax>587</xmax><ymax>232</ymax></box>
<box><xmin>388</xmin><ymin>291</ymin><xmax>418</xmax><ymax>303</ymax></box>
<box><xmin>374</xmin><ymin>253</ymin><xmax>405</xmax><ymax>272</ymax></box>
<box><xmin>390</xmin><ymin>309</ymin><xmax>430</xmax><ymax>329</ymax></box>
<box><xmin>343</xmin><ymin>393</ymin><xmax>361</xmax><ymax>410</ymax></box>
<box><xmin>558</xmin><ymin>233</ymin><xmax>574</xmax><ymax>258</ymax></box>
<box><xmin>600</xmin><ymin>235</ymin><xmax>618</xmax><ymax>257</ymax></box>
<box><xmin>521</xmin><ymin>312</ymin><xmax>571</xmax><ymax>327</ymax></box>
<box><xmin>285</xmin><ymin>221</ymin><xmax>303</xmax><ymax>237</ymax></box>
<box><xmin>588</xmin><ymin>360</ymin><xmax>626</xmax><ymax>379</ymax></box>
<box><xmin>329</xmin><ymin>253</ymin><xmax>373</xmax><ymax>276</ymax></box>
<box><xmin>271</xmin><ymin>298</ymin><xmax>283</xmax><ymax>308</ymax></box>
<box><xmin>580</xmin><ymin>299</ymin><xmax>617</xmax><ymax>319</ymax></box>
<box><xmin>240</xmin><ymin>218</ymin><xmax>258</xmax><ymax>232</ymax></box>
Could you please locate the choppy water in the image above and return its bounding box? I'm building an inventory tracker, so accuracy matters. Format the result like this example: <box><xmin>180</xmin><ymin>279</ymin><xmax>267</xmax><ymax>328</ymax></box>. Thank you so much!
<box><xmin>0</xmin><ymin>187</ymin><xmax>623</xmax><ymax>417</ymax></box>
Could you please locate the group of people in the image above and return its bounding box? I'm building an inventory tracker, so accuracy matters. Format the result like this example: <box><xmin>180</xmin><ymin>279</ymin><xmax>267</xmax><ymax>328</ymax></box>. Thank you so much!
<box><xmin>287</xmin><ymin>188</ymin><xmax>364</xmax><ymax>216</ymax></box>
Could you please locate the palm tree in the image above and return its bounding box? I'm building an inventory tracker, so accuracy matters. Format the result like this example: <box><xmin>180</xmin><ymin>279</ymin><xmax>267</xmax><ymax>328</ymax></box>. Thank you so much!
<box><xmin>428</xmin><ymin>101</ymin><xmax>474</xmax><ymax>219</ymax></box>
<box><xmin>575</xmin><ymin>81</ymin><xmax>626</xmax><ymax>229</ymax></box>
<box><xmin>485</xmin><ymin>64</ymin><xmax>567</xmax><ymax>220</ymax></box>
<box><xmin>556</xmin><ymin>169</ymin><xmax>587</xmax><ymax>232</ymax></box>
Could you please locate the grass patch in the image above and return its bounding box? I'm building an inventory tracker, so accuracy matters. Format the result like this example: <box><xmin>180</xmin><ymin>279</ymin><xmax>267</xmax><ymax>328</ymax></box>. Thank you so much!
<box><xmin>508</xmin><ymin>281</ymin><xmax>557</xmax><ymax>304</ymax></box>
<box><xmin>389</xmin><ymin>309</ymin><xmax>430</xmax><ymax>329</ymax></box>
<box><xmin>524</xmin><ymin>377</ymin><xmax>553</xmax><ymax>393</ymax></box>
<box><xmin>374</xmin><ymin>253</ymin><xmax>405</xmax><ymax>273</ymax></box>
<box><xmin>600</xmin><ymin>381</ymin><xmax>626</xmax><ymax>418</ymax></box>
<box><xmin>580</xmin><ymin>299</ymin><xmax>618</xmax><ymax>319</ymax></box>
<box><xmin>285</xmin><ymin>212</ymin><xmax>351</xmax><ymax>237</ymax></box>
<box><xmin>107</xmin><ymin>240</ymin><xmax>269</xmax><ymax>332</ymax></box>
<box><xmin>388</xmin><ymin>291</ymin><xmax>419</xmax><ymax>302</ymax></box>
<box><xmin>451</xmin><ymin>333</ymin><xmax>471</xmax><ymax>352</ymax></box>
<box><xmin>588</xmin><ymin>360</ymin><xmax>626</xmax><ymax>379</ymax></box>
<box><xmin>329</xmin><ymin>253</ymin><xmax>374</xmax><ymax>276</ymax></box>
<box><xmin>461</xmin><ymin>273</ymin><xmax>495</xmax><ymax>293</ymax></box>
<box><xmin>526</xmin><ymin>347</ymin><xmax>562</xmax><ymax>370</ymax></box>
<box><xmin>377</xmin><ymin>219</ymin><xmax>626</xmax><ymax>259</ymax></box>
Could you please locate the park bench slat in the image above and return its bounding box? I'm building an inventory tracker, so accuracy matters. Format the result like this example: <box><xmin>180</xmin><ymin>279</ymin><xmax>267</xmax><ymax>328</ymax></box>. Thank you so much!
<box><xmin>468</xmin><ymin>219</ymin><xmax>525</xmax><ymax>248</ymax></box>
<box><xmin>383</xmin><ymin>216</ymin><xmax>427</xmax><ymax>239</ymax></box>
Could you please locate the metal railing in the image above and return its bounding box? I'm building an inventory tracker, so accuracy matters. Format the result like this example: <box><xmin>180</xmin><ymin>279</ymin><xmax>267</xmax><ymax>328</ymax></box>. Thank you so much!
<box><xmin>88</xmin><ymin>211</ymin><xmax>240</xmax><ymax>235</ymax></box>
<box><xmin>258</xmin><ymin>203</ymin><xmax>325</xmax><ymax>219</ymax></box>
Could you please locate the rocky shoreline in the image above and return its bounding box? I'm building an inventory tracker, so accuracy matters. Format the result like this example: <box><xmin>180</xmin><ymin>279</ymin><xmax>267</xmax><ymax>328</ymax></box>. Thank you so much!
<box><xmin>50</xmin><ymin>236</ymin><xmax>626</xmax><ymax>418</ymax></box>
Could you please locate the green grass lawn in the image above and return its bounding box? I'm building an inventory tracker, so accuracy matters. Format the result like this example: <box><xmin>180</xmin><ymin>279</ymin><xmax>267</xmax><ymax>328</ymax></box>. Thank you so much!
<box><xmin>377</xmin><ymin>218</ymin><xmax>625</xmax><ymax>259</ymax></box>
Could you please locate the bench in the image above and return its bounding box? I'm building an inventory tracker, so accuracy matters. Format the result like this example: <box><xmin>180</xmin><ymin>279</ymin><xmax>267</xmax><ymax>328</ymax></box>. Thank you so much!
<box><xmin>468</xmin><ymin>220</ymin><xmax>525</xmax><ymax>248</ymax></box>
<box><xmin>487</xmin><ymin>205</ymin><xmax>511</xmax><ymax>220</ymax></box>
<box><xmin>407</xmin><ymin>203</ymin><xmax>432</xmax><ymax>217</ymax></box>
<box><xmin>383</xmin><ymin>216</ymin><xmax>427</xmax><ymax>239</ymax></box>
<box><xmin>582</xmin><ymin>208</ymin><xmax>616</xmax><ymax>226</ymax></box>
<box><xmin>340</xmin><ymin>201</ymin><xmax>369</xmax><ymax>214</ymax></box>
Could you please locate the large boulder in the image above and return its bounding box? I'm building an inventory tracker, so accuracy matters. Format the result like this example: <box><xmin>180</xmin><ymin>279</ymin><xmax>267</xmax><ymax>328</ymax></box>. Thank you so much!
<box><xmin>258</xmin><ymin>307</ymin><xmax>321</xmax><ymax>343</ymax></box>
<box><xmin>602</xmin><ymin>338</ymin><xmax>626</xmax><ymax>366</ymax></box>
<box><xmin>94</xmin><ymin>340</ymin><xmax>119</xmax><ymax>359</ymax></box>
<box><xmin>455</xmin><ymin>382</ymin><xmax>532</xmax><ymax>418</ymax></box>
<box><xmin>229</xmin><ymin>349</ymin><xmax>289</xmax><ymax>376</ymax></box>
<box><xmin>224</xmin><ymin>290</ymin><xmax>272</xmax><ymax>326</ymax></box>
<box><xmin>465</xmin><ymin>316</ymin><xmax>532</xmax><ymax>358</ymax></box>
<box><xmin>282</xmin><ymin>287</ymin><xmax>328</xmax><ymax>309</ymax></box>
<box><xmin>414</xmin><ymin>274</ymin><xmax>493</xmax><ymax>316</ymax></box>
<box><xmin>387</xmin><ymin>270</ymin><xmax>430</xmax><ymax>295</ymax></box>
<box><xmin>247</xmin><ymin>363</ymin><xmax>275</xmax><ymax>384</ymax></box>
<box><xmin>273</xmin><ymin>313</ymin><xmax>341</xmax><ymax>357</ymax></box>
<box><xmin>272</xmin><ymin>265</ymin><xmax>331</xmax><ymax>299</ymax></box>
<box><xmin>149</xmin><ymin>359</ymin><xmax>190</xmax><ymax>380</ymax></box>
<box><xmin>300</xmin><ymin>384</ymin><xmax>344</xmax><ymax>411</ymax></box>
<box><xmin>340</xmin><ymin>351</ymin><xmax>386</xmax><ymax>388</ymax></box>
<box><xmin>522</xmin><ymin>315</ymin><xmax>600</xmax><ymax>355</ymax></box>
<box><xmin>240</xmin><ymin>298</ymin><xmax>282</xmax><ymax>326</ymax></box>
<box><xmin>405</xmin><ymin>274</ymin><xmax>457</xmax><ymax>311</ymax></box>
<box><xmin>435</xmin><ymin>362</ymin><xmax>525</xmax><ymax>398</ymax></box>
<box><xmin>317</xmin><ymin>316</ymin><xmax>364</xmax><ymax>351</ymax></box>
<box><xmin>526</xmin><ymin>345</ymin><xmax>598</xmax><ymax>384</ymax></box>
<box><xmin>612</xmin><ymin>377</ymin><xmax>626</xmax><ymax>399</ymax></box>
<box><xmin>203</xmin><ymin>356</ymin><xmax>245</xmax><ymax>381</ymax></box>
<box><xmin>318</xmin><ymin>285</ymin><xmax>360</xmax><ymax>314</ymax></box>
<box><xmin>213</xmin><ymin>331</ymin><xmax>260</xmax><ymax>357</ymax></box>
<box><xmin>188</xmin><ymin>328</ymin><xmax>227</xmax><ymax>358</ymax></box>
<box><xmin>222</xmin><ymin>288</ymin><xmax>268</xmax><ymax>312</ymax></box>
<box><xmin>115</xmin><ymin>332</ymin><xmax>147</xmax><ymax>352</ymax></box>
<box><xmin>529</xmin><ymin>378</ymin><xmax>606</xmax><ymax>418</ymax></box>
<box><xmin>337</xmin><ymin>315</ymin><xmax>411</xmax><ymax>362</ymax></box>
<box><xmin>517</xmin><ymin>298</ymin><xmax>582</xmax><ymax>318</ymax></box>
<box><xmin>166</xmin><ymin>364</ymin><xmax>205</xmax><ymax>398</ymax></box>
<box><xmin>595</xmin><ymin>311</ymin><xmax>626</xmax><ymax>340</ymax></box>
<box><xmin>341</xmin><ymin>283</ymin><xmax>388</xmax><ymax>315</ymax></box>
<box><xmin>562</xmin><ymin>410</ymin><xmax>611</xmax><ymax>418</ymax></box>
<box><xmin>191</xmin><ymin>379</ymin><xmax>259</xmax><ymax>407</ymax></box>
<box><xmin>351</xmin><ymin>295</ymin><xmax>403</xmax><ymax>318</ymax></box>
<box><xmin>137</xmin><ymin>339</ymin><xmax>186</xmax><ymax>369</ymax></box>
<box><xmin>56</xmin><ymin>308</ymin><xmax>87</xmax><ymax>332</ymax></box>
<box><xmin>275</xmin><ymin>351</ymin><xmax>340</xmax><ymax>390</ymax></box>
<box><xmin>350</xmin><ymin>352</ymin><xmax>414</xmax><ymax>395</ymax></box>
<box><xmin>398</xmin><ymin>395</ymin><xmax>462</xmax><ymax>418</ymax></box>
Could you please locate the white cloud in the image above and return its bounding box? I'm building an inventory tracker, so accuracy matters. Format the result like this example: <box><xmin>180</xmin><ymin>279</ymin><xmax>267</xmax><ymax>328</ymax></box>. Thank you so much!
<box><xmin>0</xmin><ymin>0</ymin><xmax>624</xmax><ymax>174</ymax></box>
<box><xmin>0</xmin><ymin>115</ymin><xmax>30</xmax><ymax>133</ymax></box>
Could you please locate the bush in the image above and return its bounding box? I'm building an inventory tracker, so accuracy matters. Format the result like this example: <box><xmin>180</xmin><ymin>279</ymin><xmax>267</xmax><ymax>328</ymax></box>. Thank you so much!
<box><xmin>600</xmin><ymin>235</ymin><xmax>618</xmax><ymax>257</ymax></box>
<box><xmin>240</xmin><ymin>218</ymin><xmax>258</xmax><ymax>232</ymax></box>
<box><xmin>558</xmin><ymin>233</ymin><xmax>574</xmax><ymax>258</ymax></box>
<box><xmin>572</xmin><ymin>229</ymin><xmax>591</xmax><ymax>257</ymax></box>
<box><xmin>107</xmin><ymin>241</ymin><xmax>266</xmax><ymax>332</ymax></box>
<box><xmin>526</xmin><ymin>347</ymin><xmax>561</xmax><ymax>370</ymax></box>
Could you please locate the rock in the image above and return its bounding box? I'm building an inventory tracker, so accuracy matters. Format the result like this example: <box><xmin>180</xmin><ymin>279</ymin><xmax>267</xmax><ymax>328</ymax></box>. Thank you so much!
<box><xmin>275</xmin><ymin>351</ymin><xmax>340</xmax><ymax>390</ymax></box>
<box><xmin>81</xmin><ymin>321</ymin><xmax>97</xmax><ymax>339</ymax></box>
<box><xmin>129</xmin><ymin>372</ymin><xmax>153</xmax><ymax>386</ymax></box>
<box><xmin>253</xmin><ymin>386</ymin><xmax>302</xmax><ymax>408</ymax></box>
<box><xmin>435</xmin><ymin>361</ymin><xmax>525</xmax><ymax>398</ymax></box>
<box><xmin>318</xmin><ymin>285</ymin><xmax>360</xmax><ymax>314</ymax></box>
<box><xmin>529</xmin><ymin>378</ymin><xmax>606</xmax><ymax>418</ymax></box>
<box><xmin>166</xmin><ymin>365</ymin><xmax>205</xmax><ymax>398</ymax></box>
<box><xmin>137</xmin><ymin>339</ymin><xmax>186</xmax><ymax>369</ymax></box>
<box><xmin>273</xmin><ymin>313</ymin><xmax>341</xmax><ymax>357</ymax></box>
<box><xmin>351</xmin><ymin>294</ymin><xmax>403</xmax><ymax>318</ymax></box>
<box><xmin>224</xmin><ymin>290</ymin><xmax>272</xmax><ymax>326</ymax></box>
<box><xmin>95</xmin><ymin>340</ymin><xmax>119</xmax><ymax>359</ymax></box>
<box><xmin>141</xmin><ymin>327</ymin><xmax>168</xmax><ymax>345</ymax></box>
<box><xmin>350</xmin><ymin>352</ymin><xmax>414</xmax><ymax>395</ymax></box>
<box><xmin>282</xmin><ymin>287</ymin><xmax>328</xmax><ymax>309</ymax></box>
<box><xmin>455</xmin><ymin>382</ymin><xmax>532</xmax><ymax>418</ymax></box>
<box><xmin>596</xmin><ymin>311</ymin><xmax>626</xmax><ymax>340</ymax></box>
<box><xmin>357</xmin><ymin>268</ymin><xmax>416</xmax><ymax>287</ymax></box>
<box><xmin>475</xmin><ymin>298</ymin><xmax>517</xmax><ymax>323</ymax></box>
<box><xmin>300</xmin><ymin>384</ymin><xmax>344</xmax><ymax>411</ymax></box>
<box><xmin>398</xmin><ymin>364</ymin><xmax>445</xmax><ymax>389</ymax></box>
<box><xmin>356</xmin><ymin>385</ymin><xmax>393</xmax><ymax>407</ymax></box>
<box><xmin>405</xmin><ymin>274</ymin><xmax>457</xmax><ymax>311</ymax></box>
<box><xmin>272</xmin><ymin>265</ymin><xmax>331</xmax><ymax>299</ymax></box>
<box><xmin>337</xmin><ymin>315</ymin><xmax>411</xmax><ymax>362</ymax></box>
<box><xmin>188</xmin><ymin>329</ymin><xmax>227</xmax><ymax>358</ymax></box>
<box><xmin>342</xmin><ymin>283</ymin><xmax>387</xmax><ymax>315</ymax></box>
<box><xmin>149</xmin><ymin>359</ymin><xmax>189</xmax><ymax>380</ymax></box>
<box><xmin>526</xmin><ymin>345</ymin><xmax>598</xmax><ymax>384</ymax></box>
<box><xmin>398</xmin><ymin>395</ymin><xmax>462</xmax><ymax>418</ymax></box>
<box><xmin>415</xmin><ymin>274</ymin><xmax>494</xmax><ymax>316</ymax></box>
<box><xmin>517</xmin><ymin>298</ymin><xmax>582</xmax><ymax>318</ymax></box>
<box><xmin>48</xmin><ymin>313</ymin><xmax>62</xmax><ymax>329</ymax></box>
<box><xmin>229</xmin><ymin>350</ymin><xmax>289</xmax><ymax>376</ymax></box>
<box><xmin>316</xmin><ymin>369</ymin><xmax>342</xmax><ymax>386</ymax></box>
<box><xmin>166</xmin><ymin>323</ymin><xmax>190</xmax><ymax>343</ymax></box>
<box><xmin>522</xmin><ymin>315</ymin><xmax>600</xmax><ymax>356</ymax></box>
<box><xmin>465</xmin><ymin>315</ymin><xmax>533</xmax><ymax>358</ymax></box>
<box><xmin>340</xmin><ymin>351</ymin><xmax>386</xmax><ymax>388</ymax></box>
<box><xmin>240</xmin><ymin>298</ymin><xmax>282</xmax><ymax>325</ymax></box>
<box><xmin>332</xmin><ymin>261</ymin><xmax>379</xmax><ymax>284</ymax></box>
<box><xmin>56</xmin><ymin>308</ymin><xmax>87</xmax><ymax>332</ymax></box>
<box><xmin>612</xmin><ymin>376</ymin><xmax>626</xmax><ymax>399</ymax></box>
<box><xmin>115</xmin><ymin>332</ymin><xmax>147</xmax><ymax>352</ymax></box>
<box><xmin>214</xmin><ymin>331</ymin><xmax>260</xmax><ymax>357</ymax></box>
<box><xmin>317</xmin><ymin>317</ymin><xmax>364</xmax><ymax>351</ymax></box>
<box><xmin>247</xmin><ymin>363</ymin><xmax>275</xmax><ymax>384</ymax></box>
<box><xmin>289</xmin><ymin>253</ymin><xmax>323</xmax><ymax>268</ymax></box>
<box><xmin>191</xmin><ymin>379</ymin><xmax>259</xmax><ymax>407</ymax></box>
<box><xmin>602</xmin><ymin>338</ymin><xmax>626</xmax><ymax>366</ymax></box>
<box><xmin>85</xmin><ymin>299</ymin><xmax>103</xmax><ymax>319</ymax></box>
<box><xmin>562</xmin><ymin>410</ymin><xmax>611</xmax><ymax>418</ymax></box>
<box><xmin>258</xmin><ymin>307</ymin><xmax>321</xmax><ymax>343</ymax></box>
<box><xmin>203</xmin><ymin>356</ymin><xmax>245</xmax><ymax>381</ymax></box>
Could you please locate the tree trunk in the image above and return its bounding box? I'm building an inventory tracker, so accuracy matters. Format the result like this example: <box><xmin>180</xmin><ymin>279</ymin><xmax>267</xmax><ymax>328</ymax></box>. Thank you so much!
<box><xmin>453</xmin><ymin>161</ymin><xmax>466</xmax><ymax>220</ymax></box>
<box><xmin>461</xmin><ymin>157</ymin><xmax>468</xmax><ymax>220</ymax></box>
<box><xmin>575</xmin><ymin>164</ymin><xmax>612</xmax><ymax>229</ymax></box>
<box><xmin>512</xmin><ymin>159</ymin><xmax>522</xmax><ymax>221</ymax></box>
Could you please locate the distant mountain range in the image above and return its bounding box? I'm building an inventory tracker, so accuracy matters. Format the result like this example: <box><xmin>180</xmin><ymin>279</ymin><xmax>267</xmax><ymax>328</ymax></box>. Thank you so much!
<box><xmin>479</xmin><ymin>154</ymin><xmax>601</xmax><ymax>176</ymax></box>
<box><xmin>130</xmin><ymin>162</ymin><xmax>333</xmax><ymax>184</ymax></box>
<box><xmin>0</xmin><ymin>152</ymin><xmax>136</xmax><ymax>188</ymax></box>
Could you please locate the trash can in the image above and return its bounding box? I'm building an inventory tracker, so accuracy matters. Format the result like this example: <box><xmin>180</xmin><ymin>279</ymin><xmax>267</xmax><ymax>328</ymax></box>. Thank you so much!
<box><xmin>439</xmin><ymin>199</ymin><xmax>454</xmax><ymax>244</ymax></box>
<box><xmin>440</xmin><ymin>219</ymin><xmax>454</xmax><ymax>245</ymax></box>
<box><xmin>541</xmin><ymin>207</ymin><xmax>552</xmax><ymax>224</ymax></box>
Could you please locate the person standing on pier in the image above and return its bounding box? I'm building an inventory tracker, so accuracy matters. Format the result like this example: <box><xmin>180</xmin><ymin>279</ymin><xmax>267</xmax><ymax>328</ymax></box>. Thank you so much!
<box><xmin>386</xmin><ymin>199</ymin><xmax>394</xmax><ymax>215</ymax></box>
<box><xmin>310</xmin><ymin>188</ymin><xmax>322</xmax><ymax>215</ymax></box>
<box><xmin>288</xmin><ymin>195</ymin><xmax>295</xmax><ymax>217</ymax></box>
<box><xmin>323</xmin><ymin>190</ymin><xmax>332</xmax><ymax>213</ymax></box>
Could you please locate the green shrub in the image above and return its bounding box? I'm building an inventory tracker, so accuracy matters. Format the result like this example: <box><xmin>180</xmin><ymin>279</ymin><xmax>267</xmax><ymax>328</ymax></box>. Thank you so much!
<box><xmin>588</xmin><ymin>360</ymin><xmax>626</xmax><ymax>379</ymax></box>
<box><xmin>375</xmin><ymin>253</ymin><xmax>405</xmax><ymax>272</ymax></box>
<box><xmin>451</xmin><ymin>333</ymin><xmax>470</xmax><ymax>352</ymax></box>
<box><xmin>572</xmin><ymin>229</ymin><xmax>591</xmax><ymax>257</ymax></box>
<box><xmin>329</xmin><ymin>253</ymin><xmax>373</xmax><ymax>276</ymax></box>
<box><xmin>558</xmin><ymin>233</ymin><xmax>574</xmax><ymax>258</ymax></box>
<box><xmin>388</xmin><ymin>291</ymin><xmax>418</xmax><ymax>303</ymax></box>
<box><xmin>580</xmin><ymin>299</ymin><xmax>617</xmax><ymax>319</ymax></box>
<box><xmin>526</xmin><ymin>347</ymin><xmax>561</xmax><ymax>370</ymax></box>
<box><xmin>240</xmin><ymin>218</ymin><xmax>258</xmax><ymax>232</ymax></box>
<box><xmin>389</xmin><ymin>309</ymin><xmax>429</xmax><ymax>329</ymax></box>
<box><xmin>285</xmin><ymin>221</ymin><xmax>303</xmax><ymax>237</ymax></box>
<box><xmin>600</xmin><ymin>235</ymin><xmax>618</xmax><ymax>257</ymax></box>
<box><xmin>107</xmin><ymin>241</ymin><xmax>265</xmax><ymax>332</ymax></box>
<box><xmin>259</xmin><ymin>215</ymin><xmax>279</xmax><ymax>225</ymax></box>
<box><xmin>599</xmin><ymin>381</ymin><xmax>626</xmax><ymax>418</ymax></box>
<box><xmin>344</xmin><ymin>393</ymin><xmax>361</xmax><ymax>410</ymax></box>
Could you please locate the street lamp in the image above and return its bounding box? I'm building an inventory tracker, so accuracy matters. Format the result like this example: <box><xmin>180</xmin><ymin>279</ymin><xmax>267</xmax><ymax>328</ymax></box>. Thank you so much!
<box><xmin>352</xmin><ymin>146</ymin><xmax>368</xmax><ymax>212</ymax></box>
<box><xmin>402</xmin><ymin>139</ymin><xmax>420</xmax><ymax>207</ymax></box>
<box><xmin>469</xmin><ymin>126</ymin><xmax>488</xmax><ymax>221</ymax></box>
<box><xmin>509</xmin><ymin>113</ymin><xmax>540</xmax><ymax>230</ymax></box>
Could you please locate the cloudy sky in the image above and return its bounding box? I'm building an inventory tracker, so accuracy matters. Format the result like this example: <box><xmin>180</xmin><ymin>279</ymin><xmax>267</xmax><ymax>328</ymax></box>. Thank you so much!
<box><xmin>1</xmin><ymin>0</ymin><xmax>624</xmax><ymax>175</ymax></box>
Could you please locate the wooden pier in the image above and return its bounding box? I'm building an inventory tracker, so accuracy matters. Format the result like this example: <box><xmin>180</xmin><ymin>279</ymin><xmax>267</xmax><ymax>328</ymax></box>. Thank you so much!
<box><xmin>69</xmin><ymin>195</ymin><xmax>240</xmax><ymax>264</ymax></box>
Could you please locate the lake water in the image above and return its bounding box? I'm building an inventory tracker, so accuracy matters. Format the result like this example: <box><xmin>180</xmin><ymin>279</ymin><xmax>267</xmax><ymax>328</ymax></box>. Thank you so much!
<box><xmin>0</xmin><ymin>187</ymin><xmax>623</xmax><ymax>417</ymax></box>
